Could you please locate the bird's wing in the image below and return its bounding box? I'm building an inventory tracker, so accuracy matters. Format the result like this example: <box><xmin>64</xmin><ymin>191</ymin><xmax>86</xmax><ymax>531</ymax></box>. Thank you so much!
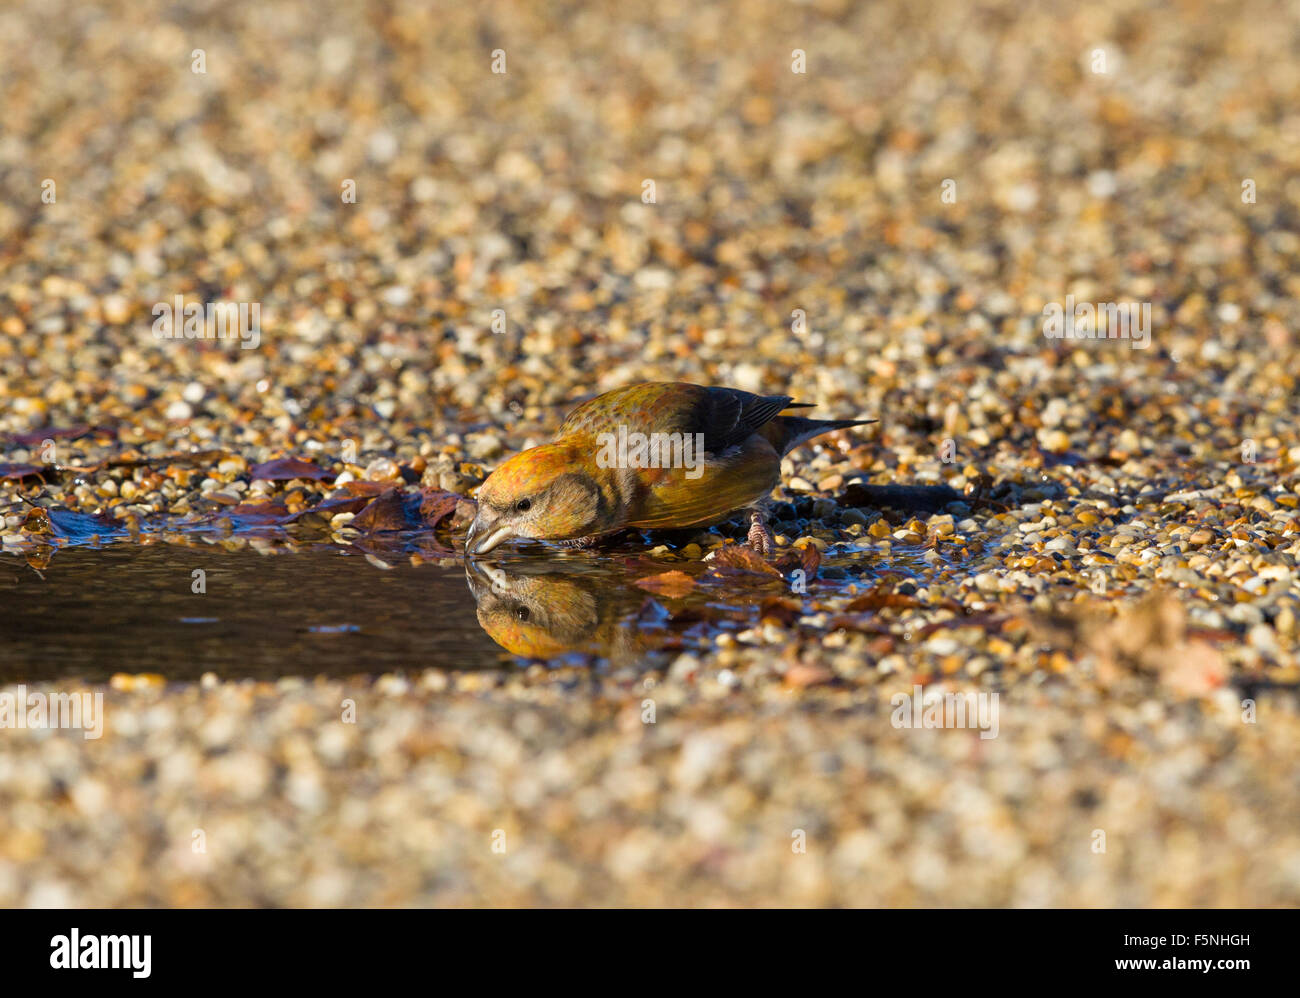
<box><xmin>558</xmin><ymin>383</ymin><xmax>797</xmax><ymax>456</ymax></box>
<box><xmin>625</xmin><ymin>433</ymin><xmax>782</xmax><ymax>529</ymax></box>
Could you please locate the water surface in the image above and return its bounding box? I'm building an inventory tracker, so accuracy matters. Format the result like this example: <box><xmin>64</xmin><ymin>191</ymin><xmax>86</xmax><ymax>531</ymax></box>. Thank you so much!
<box><xmin>2</xmin><ymin>534</ymin><xmax>937</xmax><ymax>682</ymax></box>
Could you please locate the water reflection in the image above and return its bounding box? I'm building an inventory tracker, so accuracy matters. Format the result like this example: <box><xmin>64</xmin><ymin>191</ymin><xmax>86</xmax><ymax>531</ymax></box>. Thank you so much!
<box><xmin>4</xmin><ymin>527</ymin><xmax>940</xmax><ymax>681</ymax></box>
<box><xmin>466</xmin><ymin>559</ymin><xmax>654</xmax><ymax>659</ymax></box>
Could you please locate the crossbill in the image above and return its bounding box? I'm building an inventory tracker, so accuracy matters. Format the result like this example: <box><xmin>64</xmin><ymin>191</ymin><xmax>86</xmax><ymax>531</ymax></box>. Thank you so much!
<box><xmin>465</xmin><ymin>382</ymin><xmax>872</xmax><ymax>556</ymax></box>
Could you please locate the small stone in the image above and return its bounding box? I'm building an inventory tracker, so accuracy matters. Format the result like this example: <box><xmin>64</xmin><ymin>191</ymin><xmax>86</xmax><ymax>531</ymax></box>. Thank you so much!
<box><xmin>1040</xmin><ymin>429</ymin><xmax>1071</xmax><ymax>453</ymax></box>
<box><xmin>364</xmin><ymin>457</ymin><xmax>401</xmax><ymax>481</ymax></box>
<box><xmin>467</xmin><ymin>435</ymin><xmax>504</xmax><ymax>459</ymax></box>
<box><xmin>812</xmin><ymin>498</ymin><xmax>837</xmax><ymax>519</ymax></box>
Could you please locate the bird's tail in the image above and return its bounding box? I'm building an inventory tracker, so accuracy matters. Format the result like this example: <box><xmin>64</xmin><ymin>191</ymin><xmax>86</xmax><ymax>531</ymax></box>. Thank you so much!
<box><xmin>771</xmin><ymin>415</ymin><xmax>876</xmax><ymax>456</ymax></box>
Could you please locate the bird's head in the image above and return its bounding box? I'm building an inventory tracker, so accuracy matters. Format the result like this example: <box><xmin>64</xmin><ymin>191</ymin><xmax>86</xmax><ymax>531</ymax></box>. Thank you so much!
<box><xmin>465</xmin><ymin>561</ymin><xmax>600</xmax><ymax>656</ymax></box>
<box><xmin>465</xmin><ymin>441</ymin><xmax>609</xmax><ymax>555</ymax></box>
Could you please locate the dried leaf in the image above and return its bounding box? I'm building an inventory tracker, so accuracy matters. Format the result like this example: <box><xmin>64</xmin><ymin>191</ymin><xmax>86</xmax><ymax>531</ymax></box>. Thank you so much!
<box><xmin>844</xmin><ymin>589</ymin><xmax>921</xmax><ymax>612</ymax></box>
<box><xmin>282</xmin><ymin>493</ymin><xmax>374</xmax><ymax>525</ymax></box>
<box><xmin>225</xmin><ymin>501</ymin><xmax>291</xmax><ymax>526</ymax></box>
<box><xmin>759</xmin><ymin>596</ymin><xmax>802</xmax><ymax>627</ymax></box>
<box><xmin>783</xmin><ymin>664</ymin><xmax>835</xmax><ymax>688</ymax></box>
<box><xmin>1159</xmin><ymin>640</ymin><xmax>1229</xmax><ymax>698</ymax></box>
<box><xmin>775</xmin><ymin>543</ymin><xmax>820</xmax><ymax>578</ymax></box>
<box><xmin>249</xmin><ymin>457</ymin><xmax>334</xmax><ymax>482</ymax></box>
<box><xmin>415</xmin><ymin>488</ymin><xmax>461</xmax><ymax>529</ymax></box>
<box><xmin>352</xmin><ymin>489</ymin><xmax>416</xmax><ymax>532</ymax></box>
<box><xmin>0</xmin><ymin>463</ymin><xmax>46</xmax><ymax>481</ymax></box>
<box><xmin>8</xmin><ymin>424</ymin><xmax>91</xmax><ymax>447</ymax></box>
<box><xmin>707</xmin><ymin>542</ymin><xmax>783</xmax><ymax>577</ymax></box>
<box><xmin>634</xmin><ymin>570</ymin><xmax>697</xmax><ymax>598</ymax></box>
<box><xmin>330</xmin><ymin>480</ymin><xmax>392</xmax><ymax>498</ymax></box>
<box><xmin>1037</xmin><ymin>592</ymin><xmax>1230</xmax><ymax>699</ymax></box>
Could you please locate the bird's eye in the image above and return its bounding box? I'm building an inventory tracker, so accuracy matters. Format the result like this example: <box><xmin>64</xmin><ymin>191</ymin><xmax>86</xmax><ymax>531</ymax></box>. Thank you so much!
<box><xmin>515</xmin><ymin>498</ymin><xmax>532</xmax><ymax>512</ymax></box>
<box><xmin>515</xmin><ymin>607</ymin><xmax>530</xmax><ymax>622</ymax></box>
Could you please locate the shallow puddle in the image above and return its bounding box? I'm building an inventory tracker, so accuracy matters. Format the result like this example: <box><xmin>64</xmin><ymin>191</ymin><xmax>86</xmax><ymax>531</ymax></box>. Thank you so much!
<box><xmin>3</xmin><ymin>532</ymin><xmax>941</xmax><ymax>682</ymax></box>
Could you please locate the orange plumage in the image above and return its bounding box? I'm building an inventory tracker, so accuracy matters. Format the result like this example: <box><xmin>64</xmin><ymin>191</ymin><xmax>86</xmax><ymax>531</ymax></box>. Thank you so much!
<box><xmin>465</xmin><ymin>382</ymin><xmax>871</xmax><ymax>555</ymax></box>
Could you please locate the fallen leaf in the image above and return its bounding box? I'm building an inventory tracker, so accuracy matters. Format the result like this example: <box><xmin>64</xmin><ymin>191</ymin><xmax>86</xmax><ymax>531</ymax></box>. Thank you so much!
<box><xmin>8</xmin><ymin>424</ymin><xmax>91</xmax><ymax>447</ymax></box>
<box><xmin>707</xmin><ymin>542</ymin><xmax>782</xmax><ymax>577</ymax></box>
<box><xmin>1035</xmin><ymin>591</ymin><xmax>1230</xmax><ymax>699</ymax></box>
<box><xmin>783</xmin><ymin>664</ymin><xmax>835</xmax><ymax>688</ymax></box>
<box><xmin>415</xmin><ymin>488</ymin><xmax>461</xmax><ymax>529</ymax></box>
<box><xmin>249</xmin><ymin>457</ymin><xmax>334</xmax><ymax>482</ymax></box>
<box><xmin>758</xmin><ymin>596</ymin><xmax>802</xmax><ymax>626</ymax></box>
<box><xmin>0</xmin><ymin>463</ymin><xmax>47</xmax><ymax>481</ymax></box>
<box><xmin>282</xmin><ymin>493</ymin><xmax>375</xmax><ymax>526</ymax></box>
<box><xmin>330</xmin><ymin>480</ymin><xmax>392</xmax><ymax>497</ymax></box>
<box><xmin>775</xmin><ymin>542</ymin><xmax>820</xmax><ymax>579</ymax></box>
<box><xmin>1159</xmin><ymin>640</ymin><xmax>1228</xmax><ymax>698</ymax></box>
<box><xmin>634</xmin><ymin>570</ymin><xmax>697</xmax><ymax>598</ymax></box>
<box><xmin>844</xmin><ymin>589</ymin><xmax>921</xmax><ymax>612</ymax></box>
<box><xmin>224</xmin><ymin>501</ymin><xmax>291</xmax><ymax>526</ymax></box>
<box><xmin>352</xmin><ymin>489</ymin><xmax>416</xmax><ymax>532</ymax></box>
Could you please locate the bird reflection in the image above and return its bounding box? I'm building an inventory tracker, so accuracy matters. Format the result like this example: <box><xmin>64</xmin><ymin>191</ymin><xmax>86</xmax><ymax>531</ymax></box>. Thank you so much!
<box><xmin>465</xmin><ymin>560</ymin><xmax>654</xmax><ymax>660</ymax></box>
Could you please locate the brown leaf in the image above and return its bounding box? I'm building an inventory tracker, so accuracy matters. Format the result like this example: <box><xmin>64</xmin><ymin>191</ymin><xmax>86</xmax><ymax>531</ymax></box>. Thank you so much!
<box><xmin>783</xmin><ymin>664</ymin><xmax>835</xmax><ymax>688</ymax></box>
<box><xmin>844</xmin><ymin>589</ymin><xmax>921</xmax><ymax>612</ymax></box>
<box><xmin>415</xmin><ymin>488</ymin><xmax>461</xmax><ymax>529</ymax></box>
<box><xmin>8</xmin><ymin>424</ymin><xmax>91</xmax><ymax>446</ymax></box>
<box><xmin>282</xmin><ymin>493</ymin><xmax>375</xmax><ymax>525</ymax></box>
<box><xmin>759</xmin><ymin>596</ymin><xmax>802</xmax><ymax>626</ymax></box>
<box><xmin>634</xmin><ymin>570</ymin><xmax>697</xmax><ymax>598</ymax></box>
<box><xmin>250</xmin><ymin>457</ymin><xmax>334</xmax><ymax>482</ymax></box>
<box><xmin>0</xmin><ymin>463</ymin><xmax>47</xmax><ymax>481</ymax></box>
<box><xmin>707</xmin><ymin>542</ymin><xmax>782</xmax><ymax>577</ymax></box>
<box><xmin>330</xmin><ymin>480</ymin><xmax>392</xmax><ymax>497</ymax></box>
<box><xmin>1036</xmin><ymin>592</ymin><xmax>1230</xmax><ymax>699</ymax></box>
<box><xmin>351</xmin><ymin>489</ymin><xmax>415</xmax><ymax>532</ymax></box>
<box><xmin>775</xmin><ymin>543</ymin><xmax>821</xmax><ymax>579</ymax></box>
<box><xmin>225</xmin><ymin>501</ymin><xmax>291</xmax><ymax>526</ymax></box>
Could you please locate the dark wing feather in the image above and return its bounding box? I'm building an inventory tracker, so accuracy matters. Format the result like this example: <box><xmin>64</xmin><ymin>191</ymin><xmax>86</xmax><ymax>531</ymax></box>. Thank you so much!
<box><xmin>692</xmin><ymin>387</ymin><xmax>795</xmax><ymax>454</ymax></box>
<box><xmin>557</xmin><ymin>383</ymin><xmax>799</xmax><ymax>456</ymax></box>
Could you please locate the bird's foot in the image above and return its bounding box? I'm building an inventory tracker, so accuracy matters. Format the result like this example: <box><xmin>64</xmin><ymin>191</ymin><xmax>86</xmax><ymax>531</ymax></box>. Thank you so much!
<box><xmin>746</xmin><ymin>510</ymin><xmax>775</xmax><ymax>556</ymax></box>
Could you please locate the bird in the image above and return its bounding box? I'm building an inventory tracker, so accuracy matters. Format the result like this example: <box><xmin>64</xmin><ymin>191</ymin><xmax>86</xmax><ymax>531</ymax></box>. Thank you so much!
<box><xmin>465</xmin><ymin>382</ymin><xmax>872</xmax><ymax>556</ymax></box>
